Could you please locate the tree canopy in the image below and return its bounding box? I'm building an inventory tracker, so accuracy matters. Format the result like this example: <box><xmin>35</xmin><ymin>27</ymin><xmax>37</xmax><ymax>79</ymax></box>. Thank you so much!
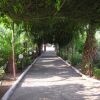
<box><xmin>0</xmin><ymin>0</ymin><xmax>100</xmax><ymax>76</ymax></box>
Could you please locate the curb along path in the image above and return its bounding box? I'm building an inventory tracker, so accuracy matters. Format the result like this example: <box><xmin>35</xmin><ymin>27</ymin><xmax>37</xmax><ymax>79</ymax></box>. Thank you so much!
<box><xmin>7</xmin><ymin>51</ymin><xmax>100</xmax><ymax>100</ymax></box>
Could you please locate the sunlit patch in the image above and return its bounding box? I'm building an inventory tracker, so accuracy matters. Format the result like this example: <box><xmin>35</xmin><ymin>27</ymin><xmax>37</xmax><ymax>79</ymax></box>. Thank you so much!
<box><xmin>41</xmin><ymin>60</ymin><xmax>55</xmax><ymax>62</ymax></box>
<box><xmin>24</xmin><ymin>76</ymin><xmax>65</xmax><ymax>82</ymax></box>
<box><xmin>42</xmin><ymin>64</ymin><xmax>55</xmax><ymax>67</ymax></box>
<box><xmin>21</xmin><ymin>75</ymin><xmax>84</xmax><ymax>87</ymax></box>
<box><xmin>39</xmin><ymin>97</ymin><xmax>49</xmax><ymax>100</ymax></box>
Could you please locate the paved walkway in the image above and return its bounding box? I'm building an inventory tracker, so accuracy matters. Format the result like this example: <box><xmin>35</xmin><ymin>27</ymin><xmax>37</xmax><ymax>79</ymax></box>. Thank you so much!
<box><xmin>9</xmin><ymin>51</ymin><xmax>100</xmax><ymax>100</ymax></box>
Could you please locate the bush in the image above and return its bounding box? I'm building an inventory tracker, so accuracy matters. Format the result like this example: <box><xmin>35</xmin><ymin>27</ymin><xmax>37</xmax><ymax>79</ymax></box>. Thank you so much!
<box><xmin>58</xmin><ymin>50</ymin><xmax>68</xmax><ymax>60</ymax></box>
<box><xmin>94</xmin><ymin>68</ymin><xmax>100</xmax><ymax>79</ymax></box>
<box><xmin>16</xmin><ymin>56</ymin><xmax>33</xmax><ymax>71</ymax></box>
<box><xmin>71</xmin><ymin>53</ymin><xmax>82</xmax><ymax>65</ymax></box>
<box><xmin>23</xmin><ymin>56</ymin><xmax>32</xmax><ymax>67</ymax></box>
<box><xmin>16</xmin><ymin>60</ymin><xmax>22</xmax><ymax>71</ymax></box>
<box><xmin>93</xmin><ymin>52</ymin><xmax>100</xmax><ymax>68</ymax></box>
<box><xmin>95</xmin><ymin>63</ymin><xmax>100</xmax><ymax>69</ymax></box>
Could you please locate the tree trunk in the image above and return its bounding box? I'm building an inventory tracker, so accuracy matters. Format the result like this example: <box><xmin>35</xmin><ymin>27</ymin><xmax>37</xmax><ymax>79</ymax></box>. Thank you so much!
<box><xmin>7</xmin><ymin>55</ymin><xmax>13</xmax><ymax>73</ymax></box>
<box><xmin>67</xmin><ymin>46</ymin><xmax>69</xmax><ymax>60</ymax></box>
<box><xmin>82</xmin><ymin>22</ymin><xmax>97</xmax><ymax>77</ymax></box>
<box><xmin>44</xmin><ymin>44</ymin><xmax>46</xmax><ymax>52</ymax></box>
<box><xmin>37</xmin><ymin>43</ymin><xmax>42</xmax><ymax>55</ymax></box>
<box><xmin>7</xmin><ymin>55</ymin><xmax>16</xmax><ymax>74</ymax></box>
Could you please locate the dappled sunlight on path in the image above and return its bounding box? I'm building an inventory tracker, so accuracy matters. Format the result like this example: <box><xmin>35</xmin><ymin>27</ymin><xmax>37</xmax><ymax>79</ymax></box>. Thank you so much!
<box><xmin>9</xmin><ymin>51</ymin><xmax>100</xmax><ymax>100</ymax></box>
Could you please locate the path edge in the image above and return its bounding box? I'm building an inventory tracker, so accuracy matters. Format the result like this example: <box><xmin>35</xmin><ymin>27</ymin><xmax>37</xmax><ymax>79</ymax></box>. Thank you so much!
<box><xmin>58</xmin><ymin>57</ymin><xmax>100</xmax><ymax>83</ymax></box>
<box><xmin>1</xmin><ymin>56</ymin><xmax>40</xmax><ymax>100</ymax></box>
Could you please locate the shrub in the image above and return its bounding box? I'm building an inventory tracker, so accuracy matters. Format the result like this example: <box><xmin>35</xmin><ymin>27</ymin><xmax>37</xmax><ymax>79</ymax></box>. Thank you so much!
<box><xmin>71</xmin><ymin>53</ymin><xmax>82</xmax><ymax>65</ymax></box>
<box><xmin>93</xmin><ymin>52</ymin><xmax>100</xmax><ymax>68</ymax></box>
<box><xmin>23</xmin><ymin>56</ymin><xmax>32</xmax><ymax>67</ymax></box>
<box><xmin>16</xmin><ymin>56</ymin><xmax>33</xmax><ymax>71</ymax></box>
<box><xmin>94</xmin><ymin>68</ymin><xmax>100</xmax><ymax>79</ymax></box>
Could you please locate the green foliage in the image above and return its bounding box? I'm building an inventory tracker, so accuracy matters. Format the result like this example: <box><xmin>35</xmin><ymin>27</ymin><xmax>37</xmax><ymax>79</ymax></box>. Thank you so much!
<box><xmin>55</xmin><ymin>0</ymin><xmax>62</xmax><ymax>11</ymax></box>
<box><xmin>0</xmin><ymin>0</ymin><xmax>100</xmax><ymax>77</ymax></box>
<box><xmin>0</xmin><ymin>17</ymin><xmax>35</xmax><ymax>72</ymax></box>
<box><xmin>13</xmin><ymin>3</ymin><xmax>23</xmax><ymax>14</ymax></box>
<box><xmin>58</xmin><ymin>48</ymin><xmax>68</xmax><ymax>60</ymax></box>
<box><xmin>17</xmin><ymin>56</ymin><xmax>33</xmax><ymax>71</ymax></box>
<box><xmin>94</xmin><ymin>32</ymin><xmax>100</xmax><ymax>69</ymax></box>
<box><xmin>0</xmin><ymin>67</ymin><xmax>5</xmax><ymax>75</ymax></box>
<box><xmin>24</xmin><ymin>56</ymin><xmax>32</xmax><ymax>66</ymax></box>
<box><xmin>94</xmin><ymin>68</ymin><xmax>100</xmax><ymax>79</ymax></box>
<box><xmin>57</xmin><ymin>31</ymin><xmax>85</xmax><ymax>66</ymax></box>
<box><xmin>0</xmin><ymin>16</ymin><xmax>12</xmax><ymax>28</ymax></box>
<box><xmin>0</xmin><ymin>25</ymin><xmax>12</xmax><ymax>65</ymax></box>
<box><xmin>93</xmin><ymin>46</ymin><xmax>100</xmax><ymax>68</ymax></box>
<box><xmin>71</xmin><ymin>53</ymin><xmax>82</xmax><ymax>65</ymax></box>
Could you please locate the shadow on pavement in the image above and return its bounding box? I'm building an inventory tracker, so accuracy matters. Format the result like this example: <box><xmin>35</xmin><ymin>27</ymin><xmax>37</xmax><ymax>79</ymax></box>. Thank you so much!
<box><xmin>9</xmin><ymin>52</ymin><xmax>100</xmax><ymax>100</ymax></box>
<box><xmin>10</xmin><ymin>83</ymin><xmax>87</xmax><ymax>100</ymax></box>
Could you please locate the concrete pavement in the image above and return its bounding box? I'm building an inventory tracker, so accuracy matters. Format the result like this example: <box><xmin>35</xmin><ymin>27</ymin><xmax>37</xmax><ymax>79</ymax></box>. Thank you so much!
<box><xmin>9</xmin><ymin>51</ymin><xmax>100</xmax><ymax>100</ymax></box>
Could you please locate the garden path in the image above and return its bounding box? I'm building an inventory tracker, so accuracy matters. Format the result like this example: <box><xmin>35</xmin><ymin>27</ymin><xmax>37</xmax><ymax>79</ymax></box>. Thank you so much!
<box><xmin>9</xmin><ymin>51</ymin><xmax>100</xmax><ymax>100</ymax></box>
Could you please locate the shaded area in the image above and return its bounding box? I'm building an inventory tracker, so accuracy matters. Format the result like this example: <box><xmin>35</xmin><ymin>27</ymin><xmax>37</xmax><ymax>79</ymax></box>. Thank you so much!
<box><xmin>9</xmin><ymin>84</ymin><xmax>85</xmax><ymax>100</ymax></box>
<box><xmin>0</xmin><ymin>73</ymin><xmax>21</xmax><ymax>99</ymax></box>
<box><xmin>9</xmin><ymin>51</ymin><xmax>100</xmax><ymax>100</ymax></box>
<box><xmin>0</xmin><ymin>85</ymin><xmax>10</xmax><ymax>98</ymax></box>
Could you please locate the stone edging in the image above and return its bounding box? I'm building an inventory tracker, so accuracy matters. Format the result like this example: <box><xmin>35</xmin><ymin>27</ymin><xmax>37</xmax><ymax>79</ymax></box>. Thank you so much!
<box><xmin>58</xmin><ymin>57</ymin><xmax>100</xmax><ymax>83</ymax></box>
<box><xmin>1</xmin><ymin>56</ymin><xmax>40</xmax><ymax>100</ymax></box>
